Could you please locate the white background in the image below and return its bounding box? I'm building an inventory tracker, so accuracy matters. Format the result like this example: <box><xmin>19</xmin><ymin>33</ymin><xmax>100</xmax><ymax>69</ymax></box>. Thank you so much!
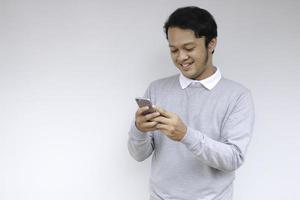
<box><xmin>1</xmin><ymin>0</ymin><xmax>300</xmax><ymax>199</ymax></box>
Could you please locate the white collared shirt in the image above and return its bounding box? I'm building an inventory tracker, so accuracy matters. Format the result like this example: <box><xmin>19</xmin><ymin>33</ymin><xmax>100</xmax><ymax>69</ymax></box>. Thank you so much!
<box><xmin>179</xmin><ymin>67</ymin><xmax>222</xmax><ymax>90</ymax></box>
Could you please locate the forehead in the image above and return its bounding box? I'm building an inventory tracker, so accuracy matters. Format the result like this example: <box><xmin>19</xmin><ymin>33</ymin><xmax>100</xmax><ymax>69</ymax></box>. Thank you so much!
<box><xmin>167</xmin><ymin>27</ymin><xmax>202</xmax><ymax>47</ymax></box>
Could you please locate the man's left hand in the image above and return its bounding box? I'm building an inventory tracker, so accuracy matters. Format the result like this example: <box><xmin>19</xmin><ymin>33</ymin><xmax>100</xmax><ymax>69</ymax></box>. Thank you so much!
<box><xmin>151</xmin><ymin>106</ymin><xmax>187</xmax><ymax>141</ymax></box>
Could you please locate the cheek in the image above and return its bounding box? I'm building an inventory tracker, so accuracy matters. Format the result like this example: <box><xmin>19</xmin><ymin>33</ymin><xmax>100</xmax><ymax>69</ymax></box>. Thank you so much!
<box><xmin>193</xmin><ymin>49</ymin><xmax>207</xmax><ymax>61</ymax></box>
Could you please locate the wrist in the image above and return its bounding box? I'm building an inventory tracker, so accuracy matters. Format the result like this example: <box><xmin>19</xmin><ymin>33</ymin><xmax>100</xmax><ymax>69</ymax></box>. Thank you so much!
<box><xmin>178</xmin><ymin>124</ymin><xmax>187</xmax><ymax>141</ymax></box>
<box><xmin>135</xmin><ymin>121</ymin><xmax>146</xmax><ymax>133</ymax></box>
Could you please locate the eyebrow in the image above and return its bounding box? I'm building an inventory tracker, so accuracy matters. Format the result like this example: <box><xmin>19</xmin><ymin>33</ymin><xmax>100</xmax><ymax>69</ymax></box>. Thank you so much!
<box><xmin>169</xmin><ymin>42</ymin><xmax>195</xmax><ymax>48</ymax></box>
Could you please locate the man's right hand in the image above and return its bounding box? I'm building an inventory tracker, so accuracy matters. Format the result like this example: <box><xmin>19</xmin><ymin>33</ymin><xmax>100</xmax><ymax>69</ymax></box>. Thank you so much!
<box><xmin>135</xmin><ymin>106</ymin><xmax>160</xmax><ymax>133</ymax></box>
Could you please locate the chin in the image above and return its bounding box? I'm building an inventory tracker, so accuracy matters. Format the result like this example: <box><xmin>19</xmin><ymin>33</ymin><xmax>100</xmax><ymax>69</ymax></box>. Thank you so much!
<box><xmin>182</xmin><ymin>73</ymin><xmax>195</xmax><ymax>80</ymax></box>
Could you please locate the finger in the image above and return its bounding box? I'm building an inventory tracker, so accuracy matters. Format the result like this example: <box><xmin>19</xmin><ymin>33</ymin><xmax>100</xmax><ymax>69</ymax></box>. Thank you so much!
<box><xmin>151</xmin><ymin>116</ymin><xmax>171</xmax><ymax>125</ymax></box>
<box><xmin>156</xmin><ymin>123</ymin><xmax>169</xmax><ymax>131</ymax></box>
<box><xmin>142</xmin><ymin>121</ymin><xmax>158</xmax><ymax>128</ymax></box>
<box><xmin>136</xmin><ymin>106</ymin><xmax>150</xmax><ymax>116</ymax></box>
<box><xmin>155</xmin><ymin>124</ymin><xmax>171</xmax><ymax>136</ymax></box>
<box><xmin>144</xmin><ymin>111</ymin><xmax>160</xmax><ymax>121</ymax></box>
<box><xmin>155</xmin><ymin>106</ymin><xmax>172</xmax><ymax>118</ymax></box>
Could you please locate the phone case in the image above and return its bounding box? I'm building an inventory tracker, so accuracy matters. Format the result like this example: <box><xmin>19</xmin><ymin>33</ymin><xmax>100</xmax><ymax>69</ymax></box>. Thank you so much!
<box><xmin>135</xmin><ymin>98</ymin><xmax>156</xmax><ymax>115</ymax></box>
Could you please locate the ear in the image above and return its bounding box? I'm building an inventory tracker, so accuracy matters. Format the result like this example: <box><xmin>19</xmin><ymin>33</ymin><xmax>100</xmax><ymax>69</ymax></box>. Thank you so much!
<box><xmin>208</xmin><ymin>38</ymin><xmax>217</xmax><ymax>53</ymax></box>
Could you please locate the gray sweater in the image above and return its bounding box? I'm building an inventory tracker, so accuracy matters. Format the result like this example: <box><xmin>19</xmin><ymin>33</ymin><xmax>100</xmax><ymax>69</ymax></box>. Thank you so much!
<box><xmin>128</xmin><ymin>74</ymin><xmax>255</xmax><ymax>200</ymax></box>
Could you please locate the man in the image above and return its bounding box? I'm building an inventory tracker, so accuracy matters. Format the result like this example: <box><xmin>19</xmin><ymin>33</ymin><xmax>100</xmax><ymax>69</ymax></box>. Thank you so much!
<box><xmin>128</xmin><ymin>6</ymin><xmax>254</xmax><ymax>200</ymax></box>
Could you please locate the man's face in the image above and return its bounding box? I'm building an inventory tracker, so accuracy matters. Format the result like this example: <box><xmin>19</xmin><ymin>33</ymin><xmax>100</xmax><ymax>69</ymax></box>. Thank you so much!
<box><xmin>167</xmin><ymin>27</ymin><xmax>213</xmax><ymax>80</ymax></box>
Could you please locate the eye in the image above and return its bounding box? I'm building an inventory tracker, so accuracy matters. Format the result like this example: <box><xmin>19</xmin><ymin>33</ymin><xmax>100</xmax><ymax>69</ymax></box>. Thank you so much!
<box><xmin>170</xmin><ymin>49</ymin><xmax>178</xmax><ymax>53</ymax></box>
<box><xmin>185</xmin><ymin>47</ymin><xmax>195</xmax><ymax>52</ymax></box>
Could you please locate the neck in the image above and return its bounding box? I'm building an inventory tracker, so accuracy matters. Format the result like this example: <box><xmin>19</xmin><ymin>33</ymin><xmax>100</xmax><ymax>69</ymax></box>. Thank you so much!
<box><xmin>195</xmin><ymin>56</ymin><xmax>215</xmax><ymax>80</ymax></box>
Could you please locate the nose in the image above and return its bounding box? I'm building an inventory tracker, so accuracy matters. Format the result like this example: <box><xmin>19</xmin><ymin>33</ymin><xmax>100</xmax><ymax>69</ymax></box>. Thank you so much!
<box><xmin>177</xmin><ymin>50</ymin><xmax>189</xmax><ymax>61</ymax></box>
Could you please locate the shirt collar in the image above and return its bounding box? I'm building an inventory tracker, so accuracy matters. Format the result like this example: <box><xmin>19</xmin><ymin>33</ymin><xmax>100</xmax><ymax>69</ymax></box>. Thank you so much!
<box><xmin>179</xmin><ymin>67</ymin><xmax>222</xmax><ymax>90</ymax></box>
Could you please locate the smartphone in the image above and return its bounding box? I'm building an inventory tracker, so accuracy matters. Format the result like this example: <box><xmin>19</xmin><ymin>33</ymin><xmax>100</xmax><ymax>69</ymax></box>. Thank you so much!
<box><xmin>135</xmin><ymin>97</ymin><xmax>156</xmax><ymax>115</ymax></box>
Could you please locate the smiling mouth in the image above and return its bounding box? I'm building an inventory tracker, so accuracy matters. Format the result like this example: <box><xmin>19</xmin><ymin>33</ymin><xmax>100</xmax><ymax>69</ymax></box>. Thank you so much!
<box><xmin>180</xmin><ymin>62</ymin><xmax>193</xmax><ymax>71</ymax></box>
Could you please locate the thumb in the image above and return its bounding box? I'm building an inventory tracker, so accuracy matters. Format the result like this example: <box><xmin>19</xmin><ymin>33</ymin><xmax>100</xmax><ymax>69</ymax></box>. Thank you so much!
<box><xmin>155</xmin><ymin>106</ymin><xmax>171</xmax><ymax>118</ymax></box>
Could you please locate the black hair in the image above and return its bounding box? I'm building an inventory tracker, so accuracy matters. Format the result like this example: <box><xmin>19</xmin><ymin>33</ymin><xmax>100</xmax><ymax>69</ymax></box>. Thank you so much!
<box><xmin>164</xmin><ymin>6</ymin><xmax>218</xmax><ymax>48</ymax></box>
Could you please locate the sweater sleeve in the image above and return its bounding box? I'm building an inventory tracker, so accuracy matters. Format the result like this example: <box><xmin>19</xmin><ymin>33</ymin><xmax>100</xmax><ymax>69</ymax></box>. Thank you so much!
<box><xmin>180</xmin><ymin>91</ymin><xmax>255</xmax><ymax>171</ymax></box>
<box><xmin>127</xmin><ymin>84</ymin><xmax>155</xmax><ymax>162</ymax></box>
<box><xmin>127</xmin><ymin>122</ymin><xmax>155</xmax><ymax>162</ymax></box>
